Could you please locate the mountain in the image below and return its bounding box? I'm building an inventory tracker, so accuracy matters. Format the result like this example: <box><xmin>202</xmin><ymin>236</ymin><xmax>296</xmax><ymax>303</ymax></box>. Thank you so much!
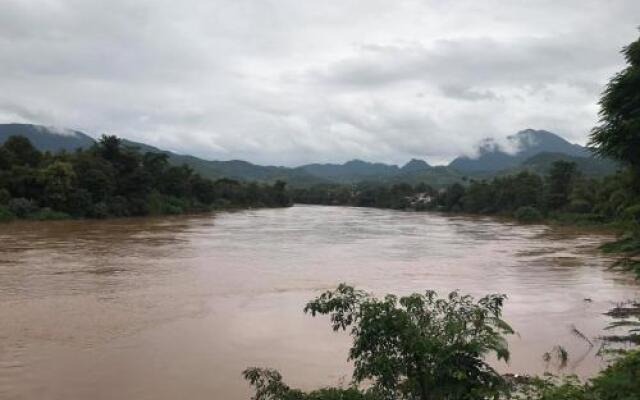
<box><xmin>0</xmin><ymin>124</ymin><xmax>325</xmax><ymax>186</ymax></box>
<box><xmin>401</xmin><ymin>159</ymin><xmax>431</xmax><ymax>173</ymax></box>
<box><xmin>387</xmin><ymin>166</ymin><xmax>464</xmax><ymax>187</ymax></box>
<box><xmin>449</xmin><ymin>129</ymin><xmax>591</xmax><ymax>173</ymax></box>
<box><xmin>0</xmin><ymin>124</ymin><xmax>615</xmax><ymax>187</ymax></box>
<box><xmin>119</xmin><ymin>139</ymin><xmax>325</xmax><ymax>185</ymax></box>
<box><xmin>517</xmin><ymin>152</ymin><xmax>619</xmax><ymax>176</ymax></box>
<box><xmin>0</xmin><ymin>123</ymin><xmax>95</xmax><ymax>151</ymax></box>
<box><xmin>297</xmin><ymin>160</ymin><xmax>401</xmax><ymax>183</ymax></box>
<box><xmin>297</xmin><ymin>158</ymin><xmax>432</xmax><ymax>183</ymax></box>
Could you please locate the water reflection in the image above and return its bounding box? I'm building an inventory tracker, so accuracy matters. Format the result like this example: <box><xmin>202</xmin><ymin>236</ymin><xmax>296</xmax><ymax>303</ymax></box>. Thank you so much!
<box><xmin>0</xmin><ymin>205</ymin><xmax>637</xmax><ymax>400</ymax></box>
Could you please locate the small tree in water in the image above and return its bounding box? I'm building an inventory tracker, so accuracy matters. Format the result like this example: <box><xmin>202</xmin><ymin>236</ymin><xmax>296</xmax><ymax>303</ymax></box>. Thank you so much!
<box><xmin>245</xmin><ymin>285</ymin><xmax>514</xmax><ymax>400</ymax></box>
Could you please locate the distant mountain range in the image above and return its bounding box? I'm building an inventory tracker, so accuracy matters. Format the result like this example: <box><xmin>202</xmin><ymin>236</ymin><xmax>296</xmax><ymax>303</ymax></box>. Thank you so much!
<box><xmin>0</xmin><ymin>123</ymin><xmax>95</xmax><ymax>152</ymax></box>
<box><xmin>449</xmin><ymin>129</ymin><xmax>591</xmax><ymax>172</ymax></box>
<box><xmin>0</xmin><ymin>124</ymin><xmax>619</xmax><ymax>186</ymax></box>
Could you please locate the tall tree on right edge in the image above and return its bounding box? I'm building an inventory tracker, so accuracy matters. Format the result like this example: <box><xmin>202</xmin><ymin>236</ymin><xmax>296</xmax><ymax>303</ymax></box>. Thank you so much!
<box><xmin>590</xmin><ymin>32</ymin><xmax>640</xmax><ymax>185</ymax></box>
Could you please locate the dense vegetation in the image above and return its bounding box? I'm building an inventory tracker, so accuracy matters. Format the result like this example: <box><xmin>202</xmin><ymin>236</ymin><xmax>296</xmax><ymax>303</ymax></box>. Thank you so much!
<box><xmin>291</xmin><ymin>163</ymin><xmax>637</xmax><ymax>224</ymax></box>
<box><xmin>244</xmin><ymin>286</ymin><xmax>640</xmax><ymax>400</ymax></box>
<box><xmin>0</xmin><ymin>124</ymin><xmax>618</xmax><ymax>190</ymax></box>
<box><xmin>246</xmin><ymin>285</ymin><xmax>514</xmax><ymax>400</ymax></box>
<box><xmin>0</xmin><ymin>135</ymin><xmax>291</xmax><ymax>221</ymax></box>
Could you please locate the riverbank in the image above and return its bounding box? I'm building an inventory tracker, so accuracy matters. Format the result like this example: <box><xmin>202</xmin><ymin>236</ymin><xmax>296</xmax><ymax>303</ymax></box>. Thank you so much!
<box><xmin>0</xmin><ymin>201</ymin><xmax>293</xmax><ymax>223</ymax></box>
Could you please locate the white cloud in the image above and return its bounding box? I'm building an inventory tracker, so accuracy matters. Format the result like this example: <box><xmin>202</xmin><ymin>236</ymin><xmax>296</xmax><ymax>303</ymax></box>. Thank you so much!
<box><xmin>0</xmin><ymin>0</ymin><xmax>638</xmax><ymax>166</ymax></box>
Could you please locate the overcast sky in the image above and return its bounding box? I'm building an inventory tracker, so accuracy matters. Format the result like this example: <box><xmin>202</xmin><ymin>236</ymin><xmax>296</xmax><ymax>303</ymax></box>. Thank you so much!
<box><xmin>0</xmin><ymin>1</ymin><xmax>638</xmax><ymax>166</ymax></box>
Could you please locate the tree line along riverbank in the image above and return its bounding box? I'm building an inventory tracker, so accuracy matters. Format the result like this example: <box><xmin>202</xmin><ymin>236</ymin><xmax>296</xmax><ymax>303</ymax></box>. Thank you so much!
<box><xmin>0</xmin><ymin>134</ymin><xmax>291</xmax><ymax>222</ymax></box>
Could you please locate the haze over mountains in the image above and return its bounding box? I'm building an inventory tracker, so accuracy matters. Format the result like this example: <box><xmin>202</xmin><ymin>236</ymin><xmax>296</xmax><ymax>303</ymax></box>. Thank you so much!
<box><xmin>449</xmin><ymin>129</ymin><xmax>591</xmax><ymax>172</ymax></box>
<box><xmin>0</xmin><ymin>124</ymin><xmax>617</xmax><ymax>186</ymax></box>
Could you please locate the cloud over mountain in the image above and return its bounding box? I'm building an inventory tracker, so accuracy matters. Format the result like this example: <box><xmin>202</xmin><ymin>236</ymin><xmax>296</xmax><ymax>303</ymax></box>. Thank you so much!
<box><xmin>0</xmin><ymin>0</ymin><xmax>638</xmax><ymax>165</ymax></box>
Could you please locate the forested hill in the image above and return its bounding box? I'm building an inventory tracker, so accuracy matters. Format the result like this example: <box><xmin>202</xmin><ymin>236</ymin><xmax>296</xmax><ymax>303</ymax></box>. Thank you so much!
<box><xmin>0</xmin><ymin>124</ymin><xmax>617</xmax><ymax>186</ymax></box>
<box><xmin>0</xmin><ymin>124</ymin><xmax>326</xmax><ymax>186</ymax></box>
<box><xmin>0</xmin><ymin>134</ymin><xmax>291</xmax><ymax>221</ymax></box>
<box><xmin>449</xmin><ymin>129</ymin><xmax>592</xmax><ymax>172</ymax></box>
<box><xmin>0</xmin><ymin>124</ymin><xmax>95</xmax><ymax>152</ymax></box>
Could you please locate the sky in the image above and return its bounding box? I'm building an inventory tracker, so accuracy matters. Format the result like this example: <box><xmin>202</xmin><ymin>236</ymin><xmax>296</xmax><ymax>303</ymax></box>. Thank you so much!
<box><xmin>0</xmin><ymin>0</ymin><xmax>638</xmax><ymax>166</ymax></box>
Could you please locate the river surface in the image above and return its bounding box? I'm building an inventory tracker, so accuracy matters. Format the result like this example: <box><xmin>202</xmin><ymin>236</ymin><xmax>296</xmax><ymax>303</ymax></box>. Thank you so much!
<box><xmin>0</xmin><ymin>205</ymin><xmax>638</xmax><ymax>400</ymax></box>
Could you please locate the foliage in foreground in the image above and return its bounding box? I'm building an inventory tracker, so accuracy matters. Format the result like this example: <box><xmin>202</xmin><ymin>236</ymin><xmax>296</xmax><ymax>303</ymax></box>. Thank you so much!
<box><xmin>510</xmin><ymin>350</ymin><xmax>640</xmax><ymax>400</ymax></box>
<box><xmin>0</xmin><ymin>135</ymin><xmax>291</xmax><ymax>220</ymax></box>
<box><xmin>244</xmin><ymin>287</ymin><xmax>640</xmax><ymax>400</ymax></box>
<box><xmin>246</xmin><ymin>285</ymin><xmax>514</xmax><ymax>400</ymax></box>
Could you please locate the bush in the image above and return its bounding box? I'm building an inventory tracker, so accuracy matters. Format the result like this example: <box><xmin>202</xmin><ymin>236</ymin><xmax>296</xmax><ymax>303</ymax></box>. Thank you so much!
<box><xmin>91</xmin><ymin>202</ymin><xmax>109</xmax><ymax>219</ymax></box>
<box><xmin>551</xmin><ymin>212</ymin><xmax>607</xmax><ymax>225</ymax></box>
<box><xmin>107</xmin><ymin>196</ymin><xmax>131</xmax><ymax>217</ymax></box>
<box><xmin>0</xmin><ymin>188</ymin><xmax>10</xmax><ymax>205</ymax></box>
<box><xmin>66</xmin><ymin>189</ymin><xmax>93</xmax><ymax>217</ymax></box>
<box><xmin>28</xmin><ymin>207</ymin><xmax>70</xmax><ymax>221</ymax></box>
<box><xmin>8</xmin><ymin>197</ymin><xmax>37</xmax><ymax>218</ymax></box>
<box><xmin>212</xmin><ymin>199</ymin><xmax>232</xmax><ymax>209</ymax></box>
<box><xmin>145</xmin><ymin>191</ymin><xmax>165</xmax><ymax>215</ymax></box>
<box><xmin>568</xmin><ymin>199</ymin><xmax>593</xmax><ymax>214</ymax></box>
<box><xmin>0</xmin><ymin>205</ymin><xmax>14</xmax><ymax>222</ymax></box>
<box><xmin>514</xmin><ymin>206</ymin><xmax>543</xmax><ymax>223</ymax></box>
<box><xmin>247</xmin><ymin>286</ymin><xmax>514</xmax><ymax>400</ymax></box>
<box><xmin>514</xmin><ymin>350</ymin><xmax>640</xmax><ymax>400</ymax></box>
<box><xmin>590</xmin><ymin>350</ymin><xmax>640</xmax><ymax>399</ymax></box>
<box><xmin>623</xmin><ymin>204</ymin><xmax>640</xmax><ymax>224</ymax></box>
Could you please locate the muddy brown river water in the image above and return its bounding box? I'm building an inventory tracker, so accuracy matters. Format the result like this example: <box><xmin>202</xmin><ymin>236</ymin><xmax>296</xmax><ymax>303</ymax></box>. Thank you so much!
<box><xmin>0</xmin><ymin>205</ymin><xmax>638</xmax><ymax>400</ymax></box>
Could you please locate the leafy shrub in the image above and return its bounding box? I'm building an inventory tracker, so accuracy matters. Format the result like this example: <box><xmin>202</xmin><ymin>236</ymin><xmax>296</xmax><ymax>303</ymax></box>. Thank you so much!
<box><xmin>8</xmin><ymin>197</ymin><xmax>37</xmax><ymax>218</ymax></box>
<box><xmin>243</xmin><ymin>368</ymin><xmax>381</xmax><ymax>400</ymax></box>
<box><xmin>107</xmin><ymin>196</ymin><xmax>131</xmax><ymax>217</ymax></box>
<box><xmin>514</xmin><ymin>206</ymin><xmax>543</xmax><ymax>223</ymax></box>
<box><xmin>0</xmin><ymin>188</ymin><xmax>10</xmax><ymax>205</ymax></box>
<box><xmin>513</xmin><ymin>350</ymin><xmax>640</xmax><ymax>400</ymax></box>
<box><xmin>600</xmin><ymin>231</ymin><xmax>640</xmax><ymax>253</ymax></box>
<box><xmin>28</xmin><ymin>207</ymin><xmax>70</xmax><ymax>220</ymax></box>
<box><xmin>568</xmin><ymin>199</ymin><xmax>593</xmax><ymax>214</ymax></box>
<box><xmin>247</xmin><ymin>286</ymin><xmax>514</xmax><ymax>400</ymax></box>
<box><xmin>550</xmin><ymin>212</ymin><xmax>606</xmax><ymax>225</ymax></box>
<box><xmin>0</xmin><ymin>205</ymin><xmax>14</xmax><ymax>222</ymax></box>
<box><xmin>91</xmin><ymin>202</ymin><xmax>109</xmax><ymax>219</ymax></box>
<box><xmin>623</xmin><ymin>204</ymin><xmax>640</xmax><ymax>224</ymax></box>
<box><xmin>212</xmin><ymin>199</ymin><xmax>232</xmax><ymax>209</ymax></box>
<box><xmin>145</xmin><ymin>191</ymin><xmax>165</xmax><ymax>215</ymax></box>
<box><xmin>66</xmin><ymin>189</ymin><xmax>93</xmax><ymax>217</ymax></box>
<box><xmin>590</xmin><ymin>350</ymin><xmax>640</xmax><ymax>398</ymax></box>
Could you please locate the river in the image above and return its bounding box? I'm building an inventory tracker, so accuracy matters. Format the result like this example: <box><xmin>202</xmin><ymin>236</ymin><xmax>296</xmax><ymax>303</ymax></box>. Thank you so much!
<box><xmin>0</xmin><ymin>205</ymin><xmax>637</xmax><ymax>399</ymax></box>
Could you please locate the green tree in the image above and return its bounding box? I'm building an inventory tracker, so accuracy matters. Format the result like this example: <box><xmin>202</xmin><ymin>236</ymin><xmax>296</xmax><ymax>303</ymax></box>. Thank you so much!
<box><xmin>443</xmin><ymin>183</ymin><xmax>466</xmax><ymax>212</ymax></box>
<box><xmin>303</xmin><ymin>285</ymin><xmax>514</xmax><ymax>400</ymax></box>
<box><xmin>589</xmin><ymin>349</ymin><xmax>640</xmax><ymax>399</ymax></box>
<box><xmin>243</xmin><ymin>367</ymin><xmax>381</xmax><ymax>400</ymax></box>
<box><xmin>41</xmin><ymin>161</ymin><xmax>76</xmax><ymax>211</ymax></box>
<box><xmin>97</xmin><ymin>134</ymin><xmax>123</xmax><ymax>162</ymax></box>
<box><xmin>590</xmin><ymin>33</ymin><xmax>640</xmax><ymax>178</ymax></box>
<box><xmin>2</xmin><ymin>135</ymin><xmax>42</xmax><ymax>167</ymax></box>
<box><xmin>545</xmin><ymin>161</ymin><xmax>578</xmax><ymax>211</ymax></box>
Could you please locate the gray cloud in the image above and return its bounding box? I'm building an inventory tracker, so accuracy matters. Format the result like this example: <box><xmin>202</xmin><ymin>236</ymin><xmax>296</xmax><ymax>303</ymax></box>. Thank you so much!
<box><xmin>0</xmin><ymin>0</ymin><xmax>638</xmax><ymax>166</ymax></box>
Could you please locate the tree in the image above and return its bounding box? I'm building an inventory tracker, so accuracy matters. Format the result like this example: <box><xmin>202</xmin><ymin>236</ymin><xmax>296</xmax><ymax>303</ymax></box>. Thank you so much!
<box><xmin>243</xmin><ymin>367</ymin><xmax>380</xmax><ymax>400</ymax></box>
<box><xmin>41</xmin><ymin>161</ymin><xmax>76</xmax><ymax>210</ymax></box>
<box><xmin>0</xmin><ymin>134</ymin><xmax>291</xmax><ymax>221</ymax></box>
<box><xmin>0</xmin><ymin>147</ymin><xmax>12</xmax><ymax>170</ymax></box>
<box><xmin>2</xmin><ymin>135</ymin><xmax>42</xmax><ymax>167</ymax></box>
<box><xmin>545</xmin><ymin>161</ymin><xmax>578</xmax><ymax>211</ymax></box>
<box><xmin>589</xmin><ymin>33</ymin><xmax>640</xmax><ymax>177</ymax></box>
<box><xmin>443</xmin><ymin>183</ymin><xmax>465</xmax><ymax>211</ymax></box>
<box><xmin>303</xmin><ymin>285</ymin><xmax>514</xmax><ymax>400</ymax></box>
<box><xmin>97</xmin><ymin>135</ymin><xmax>123</xmax><ymax>162</ymax></box>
